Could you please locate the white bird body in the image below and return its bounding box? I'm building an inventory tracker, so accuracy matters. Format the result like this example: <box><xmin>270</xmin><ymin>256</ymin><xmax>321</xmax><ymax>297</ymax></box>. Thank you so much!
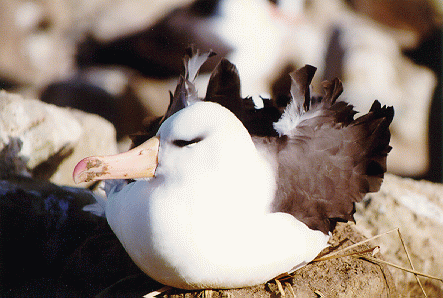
<box><xmin>105</xmin><ymin>102</ymin><xmax>329</xmax><ymax>289</ymax></box>
<box><xmin>73</xmin><ymin>55</ymin><xmax>393</xmax><ymax>291</ymax></box>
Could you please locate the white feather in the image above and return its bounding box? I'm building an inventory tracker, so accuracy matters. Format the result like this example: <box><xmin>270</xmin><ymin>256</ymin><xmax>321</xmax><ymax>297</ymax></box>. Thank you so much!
<box><xmin>106</xmin><ymin>102</ymin><xmax>329</xmax><ymax>289</ymax></box>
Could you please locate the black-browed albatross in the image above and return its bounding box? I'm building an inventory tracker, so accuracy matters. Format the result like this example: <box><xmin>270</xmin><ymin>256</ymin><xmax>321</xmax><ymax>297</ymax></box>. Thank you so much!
<box><xmin>73</xmin><ymin>51</ymin><xmax>393</xmax><ymax>290</ymax></box>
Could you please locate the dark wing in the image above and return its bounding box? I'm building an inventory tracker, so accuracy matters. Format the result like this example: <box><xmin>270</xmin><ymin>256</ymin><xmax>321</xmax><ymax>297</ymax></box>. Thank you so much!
<box><xmin>132</xmin><ymin>51</ymin><xmax>281</xmax><ymax>146</ymax></box>
<box><xmin>204</xmin><ymin>58</ymin><xmax>281</xmax><ymax>136</ymax></box>
<box><xmin>130</xmin><ymin>48</ymin><xmax>214</xmax><ymax>147</ymax></box>
<box><xmin>242</xmin><ymin>96</ymin><xmax>282</xmax><ymax>137</ymax></box>
<box><xmin>205</xmin><ymin>58</ymin><xmax>244</xmax><ymax>120</ymax></box>
<box><xmin>267</xmin><ymin>65</ymin><xmax>393</xmax><ymax>234</ymax></box>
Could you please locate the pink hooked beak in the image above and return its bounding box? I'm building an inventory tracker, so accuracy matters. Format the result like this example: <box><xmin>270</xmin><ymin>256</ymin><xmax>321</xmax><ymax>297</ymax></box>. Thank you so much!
<box><xmin>73</xmin><ymin>136</ymin><xmax>160</xmax><ymax>184</ymax></box>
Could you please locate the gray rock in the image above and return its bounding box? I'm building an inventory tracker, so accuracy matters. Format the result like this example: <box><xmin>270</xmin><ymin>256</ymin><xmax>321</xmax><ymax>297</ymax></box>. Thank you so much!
<box><xmin>47</xmin><ymin>108</ymin><xmax>118</xmax><ymax>187</ymax></box>
<box><xmin>0</xmin><ymin>90</ymin><xmax>118</xmax><ymax>186</ymax></box>
<box><xmin>0</xmin><ymin>90</ymin><xmax>82</xmax><ymax>177</ymax></box>
<box><xmin>355</xmin><ymin>174</ymin><xmax>443</xmax><ymax>296</ymax></box>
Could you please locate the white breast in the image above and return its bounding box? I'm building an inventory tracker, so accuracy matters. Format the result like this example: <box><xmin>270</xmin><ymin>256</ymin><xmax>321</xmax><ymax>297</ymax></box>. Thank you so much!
<box><xmin>105</xmin><ymin>102</ymin><xmax>330</xmax><ymax>289</ymax></box>
<box><xmin>106</xmin><ymin>178</ymin><xmax>329</xmax><ymax>289</ymax></box>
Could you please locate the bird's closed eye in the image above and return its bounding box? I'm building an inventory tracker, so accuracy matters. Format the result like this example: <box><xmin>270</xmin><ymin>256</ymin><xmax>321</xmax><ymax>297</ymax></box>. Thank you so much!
<box><xmin>173</xmin><ymin>137</ymin><xmax>204</xmax><ymax>147</ymax></box>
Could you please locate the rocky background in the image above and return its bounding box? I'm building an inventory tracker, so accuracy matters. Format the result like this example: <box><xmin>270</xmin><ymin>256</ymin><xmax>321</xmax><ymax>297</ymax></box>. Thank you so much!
<box><xmin>2</xmin><ymin>90</ymin><xmax>443</xmax><ymax>297</ymax></box>
<box><xmin>1</xmin><ymin>0</ymin><xmax>443</xmax><ymax>297</ymax></box>
<box><xmin>0</xmin><ymin>0</ymin><xmax>442</xmax><ymax>179</ymax></box>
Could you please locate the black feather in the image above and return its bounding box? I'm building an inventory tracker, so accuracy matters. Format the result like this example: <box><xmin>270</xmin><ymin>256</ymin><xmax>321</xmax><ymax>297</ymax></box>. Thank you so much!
<box><xmin>265</xmin><ymin>67</ymin><xmax>394</xmax><ymax>233</ymax></box>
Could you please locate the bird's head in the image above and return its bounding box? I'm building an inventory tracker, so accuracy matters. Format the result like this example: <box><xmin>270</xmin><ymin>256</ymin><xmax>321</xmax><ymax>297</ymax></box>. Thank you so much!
<box><xmin>73</xmin><ymin>101</ymin><xmax>256</xmax><ymax>184</ymax></box>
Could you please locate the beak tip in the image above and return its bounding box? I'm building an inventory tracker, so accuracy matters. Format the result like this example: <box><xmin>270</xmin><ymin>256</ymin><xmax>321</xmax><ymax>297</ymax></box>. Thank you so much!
<box><xmin>72</xmin><ymin>158</ymin><xmax>89</xmax><ymax>184</ymax></box>
<box><xmin>72</xmin><ymin>136</ymin><xmax>160</xmax><ymax>184</ymax></box>
<box><xmin>72</xmin><ymin>174</ymin><xmax>83</xmax><ymax>184</ymax></box>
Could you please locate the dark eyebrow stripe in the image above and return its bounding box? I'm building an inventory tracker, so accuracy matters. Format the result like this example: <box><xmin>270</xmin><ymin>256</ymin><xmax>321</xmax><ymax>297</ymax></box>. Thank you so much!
<box><xmin>172</xmin><ymin>137</ymin><xmax>204</xmax><ymax>147</ymax></box>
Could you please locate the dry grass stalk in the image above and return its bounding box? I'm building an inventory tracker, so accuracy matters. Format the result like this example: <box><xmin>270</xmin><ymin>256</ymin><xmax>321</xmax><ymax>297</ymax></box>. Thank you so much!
<box><xmin>395</xmin><ymin>228</ymin><xmax>427</xmax><ymax>297</ymax></box>
<box><xmin>143</xmin><ymin>286</ymin><xmax>171</xmax><ymax>298</ymax></box>
<box><xmin>312</xmin><ymin>227</ymin><xmax>443</xmax><ymax>297</ymax></box>
<box><xmin>285</xmin><ymin>282</ymin><xmax>296</xmax><ymax>297</ymax></box>
<box><xmin>313</xmin><ymin>289</ymin><xmax>325</xmax><ymax>297</ymax></box>
<box><xmin>274</xmin><ymin>278</ymin><xmax>285</xmax><ymax>297</ymax></box>
<box><xmin>313</xmin><ymin>228</ymin><xmax>399</xmax><ymax>262</ymax></box>
<box><xmin>357</xmin><ymin>255</ymin><xmax>443</xmax><ymax>282</ymax></box>
<box><xmin>313</xmin><ymin>246</ymin><xmax>380</xmax><ymax>262</ymax></box>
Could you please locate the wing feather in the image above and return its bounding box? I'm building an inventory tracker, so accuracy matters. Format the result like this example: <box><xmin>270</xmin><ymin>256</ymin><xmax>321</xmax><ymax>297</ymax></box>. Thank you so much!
<box><xmin>130</xmin><ymin>48</ymin><xmax>214</xmax><ymax>146</ymax></box>
<box><xmin>266</xmin><ymin>66</ymin><xmax>393</xmax><ymax>233</ymax></box>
